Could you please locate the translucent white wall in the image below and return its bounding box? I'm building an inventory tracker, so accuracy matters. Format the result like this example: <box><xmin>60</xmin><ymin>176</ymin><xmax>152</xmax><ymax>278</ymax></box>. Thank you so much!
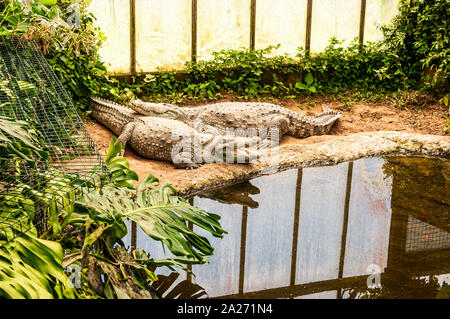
<box><xmin>89</xmin><ymin>0</ymin><xmax>400</xmax><ymax>74</ymax></box>
<box><xmin>197</xmin><ymin>0</ymin><xmax>251</xmax><ymax>61</ymax></box>
<box><xmin>255</xmin><ymin>0</ymin><xmax>307</xmax><ymax>56</ymax></box>
<box><xmin>365</xmin><ymin>0</ymin><xmax>400</xmax><ymax>42</ymax></box>
<box><xmin>191</xmin><ymin>199</ymin><xmax>243</xmax><ymax>298</ymax></box>
<box><xmin>310</xmin><ymin>0</ymin><xmax>361</xmax><ymax>52</ymax></box>
<box><xmin>343</xmin><ymin>158</ymin><xmax>392</xmax><ymax>278</ymax></box>
<box><xmin>135</xmin><ymin>0</ymin><xmax>191</xmax><ymax>72</ymax></box>
<box><xmin>295</xmin><ymin>162</ymin><xmax>349</xmax><ymax>285</ymax></box>
<box><xmin>88</xmin><ymin>0</ymin><xmax>131</xmax><ymax>74</ymax></box>
<box><xmin>243</xmin><ymin>169</ymin><xmax>298</xmax><ymax>293</ymax></box>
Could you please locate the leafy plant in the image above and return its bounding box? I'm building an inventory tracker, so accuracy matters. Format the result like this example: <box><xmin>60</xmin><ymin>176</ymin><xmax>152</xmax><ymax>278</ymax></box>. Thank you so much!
<box><xmin>381</xmin><ymin>0</ymin><xmax>449</xmax><ymax>92</ymax></box>
<box><xmin>102</xmin><ymin>136</ymin><xmax>138</xmax><ymax>188</ymax></box>
<box><xmin>295</xmin><ymin>72</ymin><xmax>316</xmax><ymax>94</ymax></box>
<box><xmin>56</xmin><ymin>138</ymin><xmax>226</xmax><ymax>298</ymax></box>
<box><xmin>0</xmin><ymin>0</ymin><xmax>119</xmax><ymax>111</ymax></box>
<box><xmin>0</xmin><ymin>117</ymin><xmax>227</xmax><ymax>298</ymax></box>
<box><xmin>0</xmin><ymin>115</ymin><xmax>49</xmax><ymax>164</ymax></box>
<box><xmin>0</xmin><ymin>229</ymin><xmax>75</xmax><ymax>299</ymax></box>
<box><xmin>78</xmin><ymin>175</ymin><xmax>225</xmax><ymax>261</ymax></box>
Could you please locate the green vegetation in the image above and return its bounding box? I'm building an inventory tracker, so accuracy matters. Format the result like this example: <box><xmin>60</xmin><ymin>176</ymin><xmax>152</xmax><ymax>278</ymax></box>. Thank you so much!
<box><xmin>0</xmin><ymin>0</ymin><xmax>448</xmax><ymax>299</ymax></box>
<box><xmin>382</xmin><ymin>0</ymin><xmax>448</xmax><ymax>94</ymax></box>
<box><xmin>1</xmin><ymin>0</ymin><xmax>447</xmax><ymax>112</ymax></box>
<box><xmin>0</xmin><ymin>0</ymin><xmax>117</xmax><ymax>111</ymax></box>
<box><xmin>0</xmin><ymin>231</ymin><xmax>76</xmax><ymax>299</ymax></box>
<box><xmin>0</xmin><ymin>118</ymin><xmax>226</xmax><ymax>298</ymax></box>
<box><xmin>129</xmin><ymin>40</ymin><xmax>409</xmax><ymax>102</ymax></box>
<box><xmin>127</xmin><ymin>0</ymin><xmax>448</xmax><ymax>107</ymax></box>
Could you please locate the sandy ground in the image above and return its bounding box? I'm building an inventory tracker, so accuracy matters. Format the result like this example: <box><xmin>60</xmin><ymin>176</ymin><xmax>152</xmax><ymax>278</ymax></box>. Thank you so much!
<box><xmin>85</xmin><ymin>95</ymin><xmax>449</xmax><ymax>192</ymax></box>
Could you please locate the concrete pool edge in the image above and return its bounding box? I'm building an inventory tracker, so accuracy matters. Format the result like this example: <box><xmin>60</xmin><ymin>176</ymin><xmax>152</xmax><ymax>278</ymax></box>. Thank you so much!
<box><xmin>174</xmin><ymin>131</ymin><xmax>449</xmax><ymax>197</ymax></box>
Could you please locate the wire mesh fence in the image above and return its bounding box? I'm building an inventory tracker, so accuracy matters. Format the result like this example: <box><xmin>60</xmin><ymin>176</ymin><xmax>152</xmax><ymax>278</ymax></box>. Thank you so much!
<box><xmin>0</xmin><ymin>35</ymin><xmax>107</xmax><ymax>244</ymax></box>
<box><xmin>405</xmin><ymin>216</ymin><xmax>450</xmax><ymax>252</ymax></box>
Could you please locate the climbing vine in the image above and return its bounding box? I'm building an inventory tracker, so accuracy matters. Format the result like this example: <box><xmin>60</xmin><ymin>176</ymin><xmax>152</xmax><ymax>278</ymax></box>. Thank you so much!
<box><xmin>0</xmin><ymin>0</ymin><xmax>447</xmax><ymax>109</ymax></box>
<box><xmin>0</xmin><ymin>0</ymin><xmax>118</xmax><ymax>111</ymax></box>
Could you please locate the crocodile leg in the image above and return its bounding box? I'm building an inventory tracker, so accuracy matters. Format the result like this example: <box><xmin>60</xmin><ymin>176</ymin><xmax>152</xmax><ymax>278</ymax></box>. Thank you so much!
<box><xmin>257</xmin><ymin>114</ymin><xmax>289</xmax><ymax>149</ymax></box>
<box><xmin>173</xmin><ymin>152</ymin><xmax>202</xmax><ymax>169</ymax></box>
<box><xmin>117</xmin><ymin>122</ymin><xmax>136</xmax><ymax>156</ymax></box>
<box><xmin>193</xmin><ymin>119</ymin><xmax>223</xmax><ymax>136</ymax></box>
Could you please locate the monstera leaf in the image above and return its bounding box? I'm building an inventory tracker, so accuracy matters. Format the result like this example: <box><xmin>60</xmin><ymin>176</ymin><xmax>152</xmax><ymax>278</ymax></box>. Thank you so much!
<box><xmin>104</xmin><ymin>136</ymin><xmax>138</xmax><ymax>188</ymax></box>
<box><xmin>0</xmin><ymin>231</ymin><xmax>76</xmax><ymax>299</ymax></box>
<box><xmin>77</xmin><ymin>174</ymin><xmax>227</xmax><ymax>261</ymax></box>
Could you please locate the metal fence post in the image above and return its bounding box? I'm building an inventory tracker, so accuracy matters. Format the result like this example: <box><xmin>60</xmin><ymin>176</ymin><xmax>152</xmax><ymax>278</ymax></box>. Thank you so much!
<box><xmin>191</xmin><ymin>0</ymin><xmax>198</xmax><ymax>62</ymax></box>
<box><xmin>129</xmin><ymin>0</ymin><xmax>137</xmax><ymax>75</ymax></box>
<box><xmin>305</xmin><ymin>0</ymin><xmax>313</xmax><ymax>54</ymax></box>
<box><xmin>359</xmin><ymin>0</ymin><xmax>367</xmax><ymax>47</ymax></box>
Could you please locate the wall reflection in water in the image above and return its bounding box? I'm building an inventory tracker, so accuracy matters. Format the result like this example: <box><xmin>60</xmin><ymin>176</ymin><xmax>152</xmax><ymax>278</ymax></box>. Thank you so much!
<box><xmin>129</xmin><ymin>156</ymin><xmax>450</xmax><ymax>299</ymax></box>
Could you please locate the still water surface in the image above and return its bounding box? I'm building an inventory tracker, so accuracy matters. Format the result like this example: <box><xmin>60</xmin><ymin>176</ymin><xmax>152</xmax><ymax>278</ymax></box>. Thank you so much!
<box><xmin>127</xmin><ymin>155</ymin><xmax>450</xmax><ymax>299</ymax></box>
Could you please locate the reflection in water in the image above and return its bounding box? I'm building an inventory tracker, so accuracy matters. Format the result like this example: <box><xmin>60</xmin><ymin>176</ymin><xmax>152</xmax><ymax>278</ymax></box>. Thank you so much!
<box><xmin>151</xmin><ymin>272</ymin><xmax>207</xmax><ymax>299</ymax></box>
<box><xmin>199</xmin><ymin>181</ymin><xmax>261</xmax><ymax>208</ymax></box>
<box><xmin>137</xmin><ymin>156</ymin><xmax>450</xmax><ymax>299</ymax></box>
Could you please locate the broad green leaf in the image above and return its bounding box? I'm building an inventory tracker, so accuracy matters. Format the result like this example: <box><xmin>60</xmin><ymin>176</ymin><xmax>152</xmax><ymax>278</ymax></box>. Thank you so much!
<box><xmin>305</xmin><ymin>72</ymin><xmax>314</xmax><ymax>86</ymax></box>
<box><xmin>77</xmin><ymin>177</ymin><xmax>227</xmax><ymax>261</ymax></box>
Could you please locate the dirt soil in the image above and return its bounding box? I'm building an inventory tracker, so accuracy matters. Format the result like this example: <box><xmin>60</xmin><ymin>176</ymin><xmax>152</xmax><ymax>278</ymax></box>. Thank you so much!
<box><xmin>85</xmin><ymin>95</ymin><xmax>449</xmax><ymax>191</ymax></box>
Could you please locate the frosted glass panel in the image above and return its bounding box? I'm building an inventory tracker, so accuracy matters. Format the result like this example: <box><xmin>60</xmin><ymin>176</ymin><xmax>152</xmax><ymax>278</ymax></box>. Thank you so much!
<box><xmin>135</xmin><ymin>0</ymin><xmax>191</xmax><ymax>72</ymax></box>
<box><xmin>89</xmin><ymin>1</ymin><xmax>401</xmax><ymax>73</ymax></box>
<box><xmin>365</xmin><ymin>0</ymin><xmax>400</xmax><ymax>42</ymax></box>
<box><xmin>255</xmin><ymin>0</ymin><xmax>307</xmax><ymax>56</ymax></box>
<box><xmin>295</xmin><ymin>163</ymin><xmax>348</xmax><ymax>285</ymax></box>
<box><xmin>191</xmin><ymin>199</ymin><xmax>243</xmax><ymax>298</ymax></box>
<box><xmin>296</xmin><ymin>290</ymin><xmax>338</xmax><ymax>299</ymax></box>
<box><xmin>310</xmin><ymin>0</ymin><xmax>361</xmax><ymax>53</ymax></box>
<box><xmin>343</xmin><ymin>157</ymin><xmax>392</xmax><ymax>278</ymax></box>
<box><xmin>88</xmin><ymin>0</ymin><xmax>131</xmax><ymax>74</ymax></box>
<box><xmin>243</xmin><ymin>169</ymin><xmax>298</xmax><ymax>293</ymax></box>
<box><xmin>197</xmin><ymin>0</ymin><xmax>251</xmax><ymax>61</ymax></box>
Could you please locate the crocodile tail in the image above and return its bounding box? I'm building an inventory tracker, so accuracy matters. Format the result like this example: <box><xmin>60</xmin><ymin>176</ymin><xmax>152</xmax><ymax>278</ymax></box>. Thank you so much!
<box><xmin>312</xmin><ymin>110</ymin><xmax>341</xmax><ymax>135</ymax></box>
<box><xmin>89</xmin><ymin>97</ymin><xmax>138</xmax><ymax>135</ymax></box>
<box><xmin>290</xmin><ymin>108</ymin><xmax>341</xmax><ymax>138</ymax></box>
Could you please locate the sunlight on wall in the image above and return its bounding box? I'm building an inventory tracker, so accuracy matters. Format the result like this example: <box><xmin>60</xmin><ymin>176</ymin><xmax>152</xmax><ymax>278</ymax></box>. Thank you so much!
<box><xmin>255</xmin><ymin>0</ymin><xmax>307</xmax><ymax>56</ymax></box>
<box><xmin>88</xmin><ymin>0</ymin><xmax>131</xmax><ymax>74</ymax></box>
<box><xmin>89</xmin><ymin>0</ymin><xmax>400</xmax><ymax>74</ymax></box>
<box><xmin>135</xmin><ymin>0</ymin><xmax>191</xmax><ymax>72</ymax></box>
<box><xmin>197</xmin><ymin>0</ymin><xmax>251</xmax><ymax>61</ymax></box>
<box><xmin>310</xmin><ymin>0</ymin><xmax>361</xmax><ymax>53</ymax></box>
<box><xmin>365</xmin><ymin>0</ymin><xmax>400</xmax><ymax>42</ymax></box>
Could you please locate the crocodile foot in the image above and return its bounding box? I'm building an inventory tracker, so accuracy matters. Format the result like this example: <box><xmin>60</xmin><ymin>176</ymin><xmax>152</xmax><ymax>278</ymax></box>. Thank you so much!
<box><xmin>174</xmin><ymin>162</ymin><xmax>202</xmax><ymax>169</ymax></box>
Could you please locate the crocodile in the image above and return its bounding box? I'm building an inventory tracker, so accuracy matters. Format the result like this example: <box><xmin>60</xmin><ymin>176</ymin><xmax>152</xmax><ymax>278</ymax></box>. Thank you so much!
<box><xmin>129</xmin><ymin>100</ymin><xmax>341</xmax><ymax>144</ymax></box>
<box><xmin>89</xmin><ymin>98</ymin><xmax>260</xmax><ymax>169</ymax></box>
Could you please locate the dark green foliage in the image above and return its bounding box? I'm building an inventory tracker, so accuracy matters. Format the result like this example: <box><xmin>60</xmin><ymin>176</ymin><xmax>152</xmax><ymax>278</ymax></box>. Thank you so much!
<box><xmin>129</xmin><ymin>1</ymin><xmax>448</xmax><ymax>105</ymax></box>
<box><xmin>60</xmin><ymin>137</ymin><xmax>227</xmax><ymax>298</ymax></box>
<box><xmin>0</xmin><ymin>116</ymin><xmax>49</xmax><ymax>164</ymax></box>
<box><xmin>130</xmin><ymin>40</ymin><xmax>409</xmax><ymax>102</ymax></box>
<box><xmin>0</xmin><ymin>0</ymin><xmax>118</xmax><ymax>111</ymax></box>
<box><xmin>296</xmin><ymin>39</ymin><xmax>408</xmax><ymax>92</ymax></box>
<box><xmin>3</xmin><ymin>0</ymin><xmax>447</xmax><ymax>109</ymax></box>
<box><xmin>381</xmin><ymin>0</ymin><xmax>449</xmax><ymax>92</ymax></box>
<box><xmin>0</xmin><ymin>118</ymin><xmax>227</xmax><ymax>298</ymax></box>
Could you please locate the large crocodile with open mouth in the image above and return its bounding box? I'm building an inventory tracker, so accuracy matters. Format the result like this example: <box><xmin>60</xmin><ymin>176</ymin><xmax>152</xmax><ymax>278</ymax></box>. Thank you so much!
<box><xmin>89</xmin><ymin>98</ymin><xmax>260</xmax><ymax>169</ymax></box>
<box><xmin>129</xmin><ymin>99</ymin><xmax>341</xmax><ymax>142</ymax></box>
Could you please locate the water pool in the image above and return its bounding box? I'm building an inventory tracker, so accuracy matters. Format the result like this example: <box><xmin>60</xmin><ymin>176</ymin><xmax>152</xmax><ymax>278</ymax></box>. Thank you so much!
<box><xmin>127</xmin><ymin>155</ymin><xmax>450</xmax><ymax>299</ymax></box>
